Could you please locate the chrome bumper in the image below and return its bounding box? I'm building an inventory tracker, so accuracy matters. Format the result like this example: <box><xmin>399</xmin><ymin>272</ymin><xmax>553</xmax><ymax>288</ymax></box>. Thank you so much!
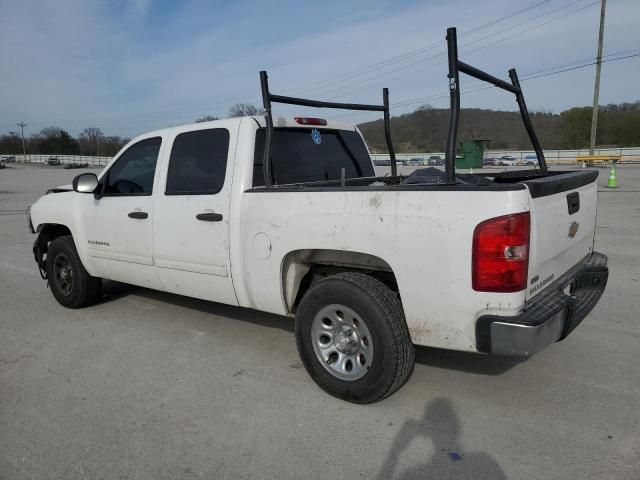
<box><xmin>476</xmin><ymin>252</ymin><xmax>608</xmax><ymax>356</ymax></box>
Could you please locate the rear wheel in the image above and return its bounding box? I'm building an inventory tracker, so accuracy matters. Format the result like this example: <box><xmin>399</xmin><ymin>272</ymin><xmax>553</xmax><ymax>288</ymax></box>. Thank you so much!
<box><xmin>46</xmin><ymin>236</ymin><xmax>102</xmax><ymax>308</ymax></box>
<box><xmin>295</xmin><ymin>272</ymin><xmax>414</xmax><ymax>403</ymax></box>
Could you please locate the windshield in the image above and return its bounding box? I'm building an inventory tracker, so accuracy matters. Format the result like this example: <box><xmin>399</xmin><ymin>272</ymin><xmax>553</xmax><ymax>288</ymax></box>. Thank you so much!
<box><xmin>253</xmin><ymin>128</ymin><xmax>374</xmax><ymax>187</ymax></box>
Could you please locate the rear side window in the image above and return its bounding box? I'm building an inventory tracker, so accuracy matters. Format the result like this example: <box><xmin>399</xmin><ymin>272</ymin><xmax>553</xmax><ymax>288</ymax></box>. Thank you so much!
<box><xmin>104</xmin><ymin>137</ymin><xmax>161</xmax><ymax>195</ymax></box>
<box><xmin>166</xmin><ymin>128</ymin><xmax>230</xmax><ymax>195</ymax></box>
<box><xmin>253</xmin><ymin>128</ymin><xmax>374</xmax><ymax>186</ymax></box>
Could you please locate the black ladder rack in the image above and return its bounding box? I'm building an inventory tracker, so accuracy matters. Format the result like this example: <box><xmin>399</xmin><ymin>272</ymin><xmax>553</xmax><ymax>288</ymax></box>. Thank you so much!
<box><xmin>445</xmin><ymin>26</ymin><xmax>548</xmax><ymax>184</ymax></box>
<box><xmin>259</xmin><ymin>71</ymin><xmax>397</xmax><ymax>187</ymax></box>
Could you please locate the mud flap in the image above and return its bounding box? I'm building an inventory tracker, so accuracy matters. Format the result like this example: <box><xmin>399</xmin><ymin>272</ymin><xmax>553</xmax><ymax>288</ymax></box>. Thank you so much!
<box><xmin>33</xmin><ymin>238</ymin><xmax>48</xmax><ymax>282</ymax></box>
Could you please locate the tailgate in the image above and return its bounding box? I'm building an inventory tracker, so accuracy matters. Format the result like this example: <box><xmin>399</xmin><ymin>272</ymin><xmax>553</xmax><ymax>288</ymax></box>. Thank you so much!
<box><xmin>524</xmin><ymin>171</ymin><xmax>599</xmax><ymax>300</ymax></box>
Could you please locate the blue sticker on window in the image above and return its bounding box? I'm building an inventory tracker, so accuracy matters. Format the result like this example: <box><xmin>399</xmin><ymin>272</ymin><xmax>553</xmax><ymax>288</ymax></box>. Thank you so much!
<box><xmin>311</xmin><ymin>128</ymin><xmax>322</xmax><ymax>144</ymax></box>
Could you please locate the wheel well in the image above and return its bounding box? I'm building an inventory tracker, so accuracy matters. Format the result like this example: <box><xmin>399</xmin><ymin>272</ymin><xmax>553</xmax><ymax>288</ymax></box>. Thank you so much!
<box><xmin>281</xmin><ymin>249</ymin><xmax>399</xmax><ymax>314</ymax></box>
<box><xmin>36</xmin><ymin>223</ymin><xmax>72</xmax><ymax>249</ymax></box>
<box><xmin>33</xmin><ymin>224</ymin><xmax>72</xmax><ymax>272</ymax></box>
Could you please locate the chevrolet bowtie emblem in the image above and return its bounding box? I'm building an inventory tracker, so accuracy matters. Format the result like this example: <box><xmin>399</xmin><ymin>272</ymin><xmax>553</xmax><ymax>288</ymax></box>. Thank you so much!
<box><xmin>568</xmin><ymin>221</ymin><xmax>579</xmax><ymax>239</ymax></box>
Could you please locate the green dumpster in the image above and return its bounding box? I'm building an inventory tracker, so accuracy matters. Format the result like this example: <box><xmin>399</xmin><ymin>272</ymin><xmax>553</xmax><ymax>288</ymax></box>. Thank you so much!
<box><xmin>455</xmin><ymin>139</ymin><xmax>489</xmax><ymax>169</ymax></box>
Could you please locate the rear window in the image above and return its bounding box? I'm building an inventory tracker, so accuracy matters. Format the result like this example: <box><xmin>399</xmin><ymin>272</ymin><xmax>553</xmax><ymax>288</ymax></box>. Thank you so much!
<box><xmin>166</xmin><ymin>128</ymin><xmax>230</xmax><ymax>195</ymax></box>
<box><xmin>253</xmin><ymin>128</ymin><xmax>374</xmax><ymax>187</ymax></box>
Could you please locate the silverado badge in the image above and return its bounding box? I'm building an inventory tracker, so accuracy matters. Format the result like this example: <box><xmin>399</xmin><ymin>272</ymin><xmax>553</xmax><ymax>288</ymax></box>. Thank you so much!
<box><xmin>568</xmin><ymin>221</ymin><xmax>579</xmax><ymax>239</ymax></box>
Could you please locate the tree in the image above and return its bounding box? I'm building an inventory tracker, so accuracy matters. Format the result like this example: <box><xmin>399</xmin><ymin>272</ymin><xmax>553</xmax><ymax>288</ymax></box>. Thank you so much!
<box><xmin>0</xmin><ymin>132</ymin><xmax>24</xmax><ymax>154</ymax></box>
<box><xmin>195</xmin><ymin>115</ymin><xmax>219</xmax><ymax>123</ymax></box>
<box><xmin>99</xmin><ymin>136</ymin><xmax>130</xmax><ymax>156</ymax></box>
<box><xmin>559</xmin><ymin>107</ymin><xmax>592</xmax><ymax>148</ymax></box>
<box><xmin>78</xmin><ymin>127</ymin><xmax>104</xmax><ymax>156</ymax></box>
<box><xmin>228</xmin><ymin>103</ymin><xmax>265</xmax><ymax>117</ymax></box>
<box><xmin>79</xmin><ymin>127</ymin><xmax>103</xmax><ymax>142</ymax></box>
<box><xmin>35</xmin><ymin>127</ymin><xmax>79</xmax><ymax>154</ymax></box>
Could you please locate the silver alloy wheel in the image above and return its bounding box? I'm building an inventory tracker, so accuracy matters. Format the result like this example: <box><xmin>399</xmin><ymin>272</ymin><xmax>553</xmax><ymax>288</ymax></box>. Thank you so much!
<box><xmin>310</xmin><ymin>304</ymin><xmax>374</xmax><ymax>381</ymax></box>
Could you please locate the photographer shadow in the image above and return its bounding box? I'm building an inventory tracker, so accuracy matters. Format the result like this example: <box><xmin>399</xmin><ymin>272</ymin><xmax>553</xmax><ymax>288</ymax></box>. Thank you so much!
<box><xmin>377</xmin><ymin>397</ymin><xmax>506</xmax><ymax>480</ymax></box>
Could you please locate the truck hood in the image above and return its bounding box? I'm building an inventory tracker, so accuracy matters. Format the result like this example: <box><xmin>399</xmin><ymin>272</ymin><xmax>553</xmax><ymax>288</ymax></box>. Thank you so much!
<box><xmin>46</xmin><ymin>184</ymin><xmax>73</xmax><ymax>194</ymax></box>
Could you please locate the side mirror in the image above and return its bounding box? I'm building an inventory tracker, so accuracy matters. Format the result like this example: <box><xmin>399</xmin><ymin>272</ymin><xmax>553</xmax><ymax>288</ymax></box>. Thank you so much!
<box><xmin>72</xmin><ymin>173</ymin><xmax>99</xmax><ymax>193</ymax></box>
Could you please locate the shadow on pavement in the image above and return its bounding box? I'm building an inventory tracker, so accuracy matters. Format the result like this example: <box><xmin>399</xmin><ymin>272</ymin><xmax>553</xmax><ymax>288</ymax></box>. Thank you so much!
<box><xmin>100</xmin><ymin>280</ymin><xmax>294</xmax><ymax>333</ymax></box>
<box><xmin>100</xmin><ymin>281</ymin><xmax>521</xmax><ymax>374</ymax></box>
<box><xmin>415</xmin><ymin>346</ymin><xmax>523</xmax><ymax>375</ymax></box>
<box><xmin>377</xmin><ymin>397</ymin><xmax>506</xmax><ymax>480</ymax></box>
<box><xmin>98</xmin><ymin>280</ymin><xmax>136</xmax><ymax>305</ymax></box>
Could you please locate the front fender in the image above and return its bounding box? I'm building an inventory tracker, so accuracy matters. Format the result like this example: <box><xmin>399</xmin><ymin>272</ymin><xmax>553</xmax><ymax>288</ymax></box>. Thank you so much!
<box><xmin>30</xmin><ymin>192</ymin><xmax>98</xmax><ymax>277</ymax></box>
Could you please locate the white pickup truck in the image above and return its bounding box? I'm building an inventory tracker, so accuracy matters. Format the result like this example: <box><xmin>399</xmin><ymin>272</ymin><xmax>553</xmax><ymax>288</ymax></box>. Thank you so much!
<box><xmin>27</xmin><ymin>32</ymin><xmax>609</xmax><ymax>403</ymax></box>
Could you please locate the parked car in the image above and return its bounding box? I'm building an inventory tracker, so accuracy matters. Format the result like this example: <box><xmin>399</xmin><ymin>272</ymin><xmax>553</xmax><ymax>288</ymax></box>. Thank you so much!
<box><xmin>483</xmin><ymin>157</ymin><xmax>497</xmax><ymax>166</ymax></box>
<box><xmin>427</xmin><ymin>155</ymin><xmax>442</xmax><ymax>166</ymax></box>
<box><xmin>498</xmin><ymin>155</ymin><xmax>517</xmax><ymax>166</ymax></box>
<box><xmin>406</xmin><ymin>158</ymin><xmax>422</xmax><ymax>166</ymax></box>
<box><xmin>1</xmin><ymin>155</ymin><xmax>16</xmax><ymax>163</ymax></box>
<box><xmin>373</xmin><ymin>159</ymin><xmax>390</xmax><ymax>166</ymax></box>
<box><xmin>28</xmin><ymin>56</ymin><xmax>609</xmax><ymax>403</ymax></box>
<box><xmin>47</xmin><ymin>156</ymin><xmax>61</xmax><ymax>166</ymax></box>
<box><xmin>524</xmin><ymin>155</ymin><xmax>539</xmax><ymax>166</ymax></box>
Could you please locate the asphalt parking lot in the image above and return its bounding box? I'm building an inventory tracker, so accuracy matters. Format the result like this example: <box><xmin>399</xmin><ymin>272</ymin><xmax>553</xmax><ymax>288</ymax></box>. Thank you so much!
<box><xmin>1</xmin><ymin>163</ymin><xmax>638</xmax><ymax>479</ymax></box>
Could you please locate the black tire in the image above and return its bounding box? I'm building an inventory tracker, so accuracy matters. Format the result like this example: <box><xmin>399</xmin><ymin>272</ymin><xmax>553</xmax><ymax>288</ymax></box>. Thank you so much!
<box><xmin>46</xmin><ymin>235</ymin><xmax>102</xmax><ymax>308</ymax></box>
<box><xmin>295</xmin><ymin>272</ymin><xmax>415</xmax><ymax>403</ymax></box>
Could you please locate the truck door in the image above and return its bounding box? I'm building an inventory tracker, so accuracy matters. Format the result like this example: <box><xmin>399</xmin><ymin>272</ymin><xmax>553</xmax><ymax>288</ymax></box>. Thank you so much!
<box><xmin>152</xmin><ymin>124</ymin><xmax>238</xmax><ymax>305</ymax></box>
<box><xmin>81</xmin><ymin>136</ymin><xmax>163</xmax><ymax>289</ymax></box>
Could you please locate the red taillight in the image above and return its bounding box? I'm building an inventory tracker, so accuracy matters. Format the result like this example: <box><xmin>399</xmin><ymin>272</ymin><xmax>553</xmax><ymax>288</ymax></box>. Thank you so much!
<box><xmin>294</xmin><ymin>117</ymin><xmax>327</xmax><ymax>126</ymax></box>
<box><xmin>472</xmin><ymin>212</ymin><xmax>530</xmax><ymax>292</ymax></box>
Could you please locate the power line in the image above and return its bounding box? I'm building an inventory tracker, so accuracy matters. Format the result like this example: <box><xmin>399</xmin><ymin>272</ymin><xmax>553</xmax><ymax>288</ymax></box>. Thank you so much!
<box><xmin>518</xmin><ymin>48</ymin><xmax>640</xmax><ymax>77</ymax></box>
<box><xmin>328</xmin><ymin>50</ymin><xmax>640</xmax><ymax>120</ymax></box>
<box><xmin>312</xmin><ymin>0</ymin><xmax>599</xmax><ymax>102</ymax></box>
<box><xmin>128</xmin><ymin>0</ymin><xmax>591</xmax><ymax>126</ymax></box>
<box><xmin>22</xmin><ymin>0</ymin><xmax>566</xmax><ymax>132</ymax></box>
<box><xmin>460</xmin><ymin>0</ymin><xmax>600</xmax><ymax>57</ymax></box>
<box><xmin>9</xmin><ymin>0</ymin><xmax>619</xmax><ymax>134</ymax></box>
<box><xmin>284</xmin><ymin>0</ymin><xmax>557</xmax><ymax>96</ymax></box>
<box><xmin>523</xmin><ymin>52</ymin><xmax>640</xmax><ymax>80</ymax></box>
<box><xmin>396</xmin><ymin>48</ymin><xmax>640</xmax><ymax>106</ymax></box>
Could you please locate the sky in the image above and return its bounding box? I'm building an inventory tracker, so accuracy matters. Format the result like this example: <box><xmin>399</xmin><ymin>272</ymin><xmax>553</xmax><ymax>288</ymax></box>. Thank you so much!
<box><xmin>1</xmin><ymin>0</ymin><xmax>639</xmax><ymax>138</ymax></box>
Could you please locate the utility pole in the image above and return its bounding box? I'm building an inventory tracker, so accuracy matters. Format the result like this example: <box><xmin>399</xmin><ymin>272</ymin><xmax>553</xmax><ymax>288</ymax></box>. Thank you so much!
<box><xmin>17</xmin><ymin>122</ymin><xmax>28</xmax><ymax>161</ymax></box>
<box><xmin>589</xmin><ymin>0</ymin><xmax>607</xmax><ymax>156</ymax></box>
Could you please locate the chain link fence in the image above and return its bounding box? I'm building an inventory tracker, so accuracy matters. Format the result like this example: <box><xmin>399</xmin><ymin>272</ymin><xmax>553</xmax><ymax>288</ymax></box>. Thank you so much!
<box><xmin>371</xmin><ymin>147</ymin><xmax>640</xmax><ymax>165</ymax></box>
<box><xmin>3</xmin><ymin>147</ymin><xmax>640</xmax><ymax>169</ymax></box>
<box><xmin>0</xmin><ymin>154</ymin><xmax>112</xmax><ymax>168</ymax></box>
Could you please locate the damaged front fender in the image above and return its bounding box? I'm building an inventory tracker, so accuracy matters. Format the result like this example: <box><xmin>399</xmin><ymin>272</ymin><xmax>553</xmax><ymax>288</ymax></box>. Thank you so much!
<box><xmin>32</xmin><ymin>224</ymin><xmax>73</xmax><ymax>280</ymax></box>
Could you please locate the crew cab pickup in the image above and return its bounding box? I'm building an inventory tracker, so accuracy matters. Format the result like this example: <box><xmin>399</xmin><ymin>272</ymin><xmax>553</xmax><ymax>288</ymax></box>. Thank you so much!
<box><xmin>27</xmin><ymin>29</ymin><xmax>608</xmax><ymax>403</ymax></box>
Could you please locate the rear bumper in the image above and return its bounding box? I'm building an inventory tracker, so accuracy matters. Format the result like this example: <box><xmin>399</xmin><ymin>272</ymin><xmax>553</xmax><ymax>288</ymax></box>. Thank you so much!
<box><xmin>476</xmin><ymin>252</ymin><xmax>608</xmax><ymax>356</ymax></box>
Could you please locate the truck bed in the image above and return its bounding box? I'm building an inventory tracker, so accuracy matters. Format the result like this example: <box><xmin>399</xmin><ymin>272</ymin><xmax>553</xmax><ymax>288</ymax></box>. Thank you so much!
<box><xmin>248</xmin><ymin>168</ymin><xmax>597</xmax><ymax>194</ymax></box>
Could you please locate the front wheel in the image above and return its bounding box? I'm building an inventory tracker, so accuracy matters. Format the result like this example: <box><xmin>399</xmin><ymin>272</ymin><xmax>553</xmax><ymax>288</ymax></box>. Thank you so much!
<box><xmin>46</xmin><ymin>235</ymin><xmax>102</xmax><ymax>308</ymax></box>
<box><xmin>295</xmin><ymin>272</ymin><xmax>415</xmax><ymax>403</ymax></box>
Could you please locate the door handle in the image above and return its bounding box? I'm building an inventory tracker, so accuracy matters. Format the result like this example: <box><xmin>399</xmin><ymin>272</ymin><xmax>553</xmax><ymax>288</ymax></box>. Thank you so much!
<box><xmin>128</xmin><ymin>211</ymin><xmax>148</xmax><ymax>219</ymax></box>
<box><xmin>196</xmin><ymin>212</ymin><xmax>223</xmax><ymax>222</ymax></box>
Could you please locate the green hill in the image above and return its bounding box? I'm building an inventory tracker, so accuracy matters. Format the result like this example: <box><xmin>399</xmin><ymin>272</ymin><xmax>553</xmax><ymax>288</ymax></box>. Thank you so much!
<box><xmin>358</xmin><ymin>102</ymin><xmax>640</xmax><ymax>152</ymax></box>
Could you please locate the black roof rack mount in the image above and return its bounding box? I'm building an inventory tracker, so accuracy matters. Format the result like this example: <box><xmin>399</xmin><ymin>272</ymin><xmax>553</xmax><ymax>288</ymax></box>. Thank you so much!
<box><xmin>259</xmin><ymin>70</ymin><xmax>397</xmax><ymax>187</ymax></box>
<box><xmin>259</xmin><ymin>27</ymin><xmax>547</xmax><ymax>188</ymax></box>
<box><xmin>445</xmin><ymin>26</ymin><xmax>548</xmax><ymax>184</ymax></box>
